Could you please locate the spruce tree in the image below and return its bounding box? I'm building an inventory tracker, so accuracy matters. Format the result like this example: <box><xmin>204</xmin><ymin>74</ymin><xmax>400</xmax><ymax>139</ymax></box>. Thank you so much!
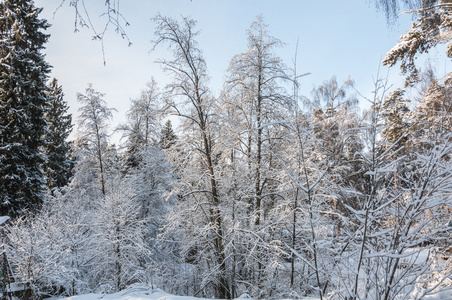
<box><xmin>121</xmin><ymin>79</ymin><xmax>160</xmax><ymax>170</ymax></box>
<box><xmin>44</xmin><ymin>78</ymin><xmax>73</xmax><ymax>190</ymax></box>
<box><xmin>0</xmin><ymin>0</ymin><xmax>52</xmax><ymax>217</ymax></box>
<box><xmin>159</xmin><ymin>119</ymin><xmax>177</xmax><ymax>149</ymax></box>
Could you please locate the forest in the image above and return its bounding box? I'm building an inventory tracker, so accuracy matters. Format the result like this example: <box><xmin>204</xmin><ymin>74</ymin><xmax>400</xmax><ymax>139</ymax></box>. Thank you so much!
<box><xmin>0</xmin><ymin>0</ymin><xmax>451</xmax><ymax>299</ymax></box>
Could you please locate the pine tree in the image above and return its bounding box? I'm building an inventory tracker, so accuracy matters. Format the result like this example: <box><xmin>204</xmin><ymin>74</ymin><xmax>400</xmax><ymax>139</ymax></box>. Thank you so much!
<box><xmin>382</xmin><ymin>0</ymin><xmax>452</xmax><ymax>85</ymax></box>
<box><xmin>0</xmin><ymin>0</ymin><xmax>52</xmax><ymax>217</ymax></box>
<box><xmin>414</xmin><ymin>72</ymin><xmax>452</xmax><ymax>139</ymax></box>
<box><xmin>44</xmin><ymin>78</ymin><xmax>73</xmax><ymax>190</ymax></box>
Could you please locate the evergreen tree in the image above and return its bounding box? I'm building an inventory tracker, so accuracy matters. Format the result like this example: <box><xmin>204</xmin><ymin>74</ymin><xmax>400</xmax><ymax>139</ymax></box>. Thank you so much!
<box><xmin>380</xmin><ymin>88</ymin><xmax>412</xmax><ymax>159</ymax></box>
<box><xmin>120</xmin><ymin>79</ymin><xmax>160</xmax><ymax>170</ymax></box>
<box><xmin>0</xmin><ymin>0</ymin><xmax>52</xmax><ymax>217</ymax></box>
<box><xmin>414</xmin><ymin>72</ymin><xmax>452</xmax><ymax>138</ymax></box>
<box><xmin>159</xmin><ymin>119</ymin><xmax>177</xmax><ymax>149</ymax></box>
<box><xmin>44</xmin><ymin>78</ymin><xmax>73</xmax><ymax>190</ymax></box>
<box><xmin>380</xmin><ymin>0</ymin><xmax>452</xmax><ymax>85</ymax></box>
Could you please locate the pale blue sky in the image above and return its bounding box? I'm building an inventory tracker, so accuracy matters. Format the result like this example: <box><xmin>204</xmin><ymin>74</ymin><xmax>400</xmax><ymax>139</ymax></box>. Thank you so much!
<box><xmin>34</xmin><ymin>0</ymin><xmax>449</xmax><ymax>138</ymax></box>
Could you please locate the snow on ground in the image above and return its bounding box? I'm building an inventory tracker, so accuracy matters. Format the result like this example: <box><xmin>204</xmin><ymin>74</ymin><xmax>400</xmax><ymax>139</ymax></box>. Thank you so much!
<box><xmin>54</xmin><ymin>286</ymin><xmax>201</xmax><ymax>300</ymax></box>
<box><xmin>50</xmin><ymin>283</ymin><xmax>452</xmax><ymax>300</ymax></box>
<box><xmin>53</xmin><ymin>284</ymin><xmax>320</xmax><ymax>300</ymax></box>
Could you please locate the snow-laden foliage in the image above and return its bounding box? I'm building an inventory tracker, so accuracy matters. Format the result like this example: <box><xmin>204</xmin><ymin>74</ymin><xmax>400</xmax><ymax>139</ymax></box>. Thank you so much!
<box><xmin>0</xmin><ymin>0</ymin><xmax>52</xmax><ymax>217</ymax></box>
<box><xmin>7</xmin><ymin>150</ymin><xmax>175</xmax><ymax>297</ymax></box>
<box><xmin>76</xmin><ymin>83</ymin><xmax>115</xmax><ymax>195</ymax></box>
<box><xmin>382</xmin><ymin>0</ymin><xmax>452</xmax><ymax>85</ymax></box>
<box><xmin>152</xmin><ymin>14</ymin><xmax>231</xmax><ymax>299</ymax></box>
<box><xmin>90</xmin><ymin>177</ymin><xmax>151</xmax><ymax>293</ymax></box>
<box><xmin>44</xmin><ymin>78</ymin><xmax>74</xmax><ymax>191</ymax></box>
<box><xmin>119</xmin><ymin>78</ymin><xmax>162</xmax><ymax>170</ymax></box>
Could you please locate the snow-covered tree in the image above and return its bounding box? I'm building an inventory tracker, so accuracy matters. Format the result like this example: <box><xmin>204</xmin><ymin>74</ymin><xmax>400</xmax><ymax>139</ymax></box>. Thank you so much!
<box><xmin>413</xmin><ymin>72</ymin><xmax>452</xmax><ymax>142</ymax></box>
<box><xmin>307</xmin><ymin>77</ymin><xmax>364</xmax><ymax>239</ymax></box>
<box><xmin>152</xmin><ymin>14</ymin><xmax>231</xmax><ymax>298</ymax></box>
<box><xmin>44</xmin><ymin>78</ymin><xmax>73</xmax><ymax>191</ymax></box>
<box><xmin>327</xmin><ymin>75</ymin><xmax>452</xmax><ymax>299</ymax></box>
<box><xmin>120</xmin><ymin>79</ymin><xmax>161</xmax><ymax>170</ymax></box>
<box><xmin>273</xmin><ymin>98</ymin><xmax>336</xmax><ymax>299</ymax></box>
<box><xmin>306</xmin><ymin>76</ymin><xmax>358</xmax><ymax>112</ymax></box>
<box><xmin>124</xmin><ymin>146</ymin><xmax>175</xmax><ymax>283</ymax></box>
<box><xmin>159</xmin><ymin>119</ymin><xmax>177</xmax><ymax>150</ymax></box>
<box><xmin>119</xmin><ymin>80</ymin><xmax>175</xmax><ymax>265</ymax></box>
<box><xmin>380</xmin><ymin>88</ymin><xmax>412</xmax><ymax>159</ymax></box>
<box><xmin>0</xmin><ymin>0</ymin><xmax>52</xmax><ymax>217</ymax></box>
<box><xmin>221</xmin><ymin>17</ymin><xmax>292</xmax><ymax>294</ymax></box>
<box><xmin>381</xmin><ymin>1</ymin><xmax>452</xmax><ymax>84</ymax></box>
<box><xmin>6</xmin><ymin>194</ymin><xmax>90</xmax><ymax>298</ymax></box>
<box><xmin>225</xmin><ymin>15</ymin><xmax>289</xmax><ymax>228</ymax></box>
<box><xmin>76</xmin><ymin>83</ymin><xmax>115</xmax><ymax>195</ymax></box>
<box><xmin>91</xmin><ymin>177</ymin><xmax>151</xmax><ymax>293</ymax></box>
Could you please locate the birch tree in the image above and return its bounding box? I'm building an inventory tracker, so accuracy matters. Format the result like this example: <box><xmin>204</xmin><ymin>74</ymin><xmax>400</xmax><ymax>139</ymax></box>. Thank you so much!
<box><xmin>76</xmin><ymin>84</ymin><xmax>115</xmax><ymax>196</ymax></box>
<box><xmin>222</xmin><ymin>17</ymin><xmax>291</xmax><ymax>293</ymax></box>
<box><xmin>152</xmin><ymin>14</ymin><xmax>230</xmax><ymax>299</ymax></box>
<box><xmin>225</xmin><ymin>15</ymin><xmax>289</xmax><ymax>228</ymax></box>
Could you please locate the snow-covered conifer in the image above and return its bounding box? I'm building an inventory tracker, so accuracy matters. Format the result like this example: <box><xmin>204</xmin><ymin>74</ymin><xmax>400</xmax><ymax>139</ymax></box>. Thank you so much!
<box><xmin>0</xmin><ymin>0</ymin><xmax>53</xmax><ymax>217</ymax></box>
<box><xmin>44</xmin><ymin>78</ymin><xmax>73</xmax><ymax>190</ymax></box>
<box><xmin>159</xmin><ymin>120</ymin><xmax>177</xmax><ymax>150</ymax></box>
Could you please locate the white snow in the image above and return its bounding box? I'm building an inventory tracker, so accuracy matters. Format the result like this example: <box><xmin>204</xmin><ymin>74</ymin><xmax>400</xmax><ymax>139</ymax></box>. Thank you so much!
<box><xmin>51</xmin><ymin>284</ymin><xmax>322</xmax><ymax>300</ymax></box>
<box><xmin>49</xmin><ymin>282</ymin><xmax>452</xmax><ymax>300</ymax></box>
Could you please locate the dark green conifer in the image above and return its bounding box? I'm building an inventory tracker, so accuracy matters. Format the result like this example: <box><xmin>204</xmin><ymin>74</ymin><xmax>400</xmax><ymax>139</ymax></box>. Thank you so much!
<box><xmin>44</xmin><ymin>78</ymin><xmax>73</xmax><ymax>190</ymax></box>
<box><xmin>0</xmin><ymin>0</ymin><xmax>52</xmax><ymax>217</ymax></box>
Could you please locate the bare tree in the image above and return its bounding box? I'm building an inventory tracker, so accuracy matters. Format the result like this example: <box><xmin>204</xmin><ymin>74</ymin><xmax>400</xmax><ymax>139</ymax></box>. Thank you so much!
<box><xmin>222</xmin><ymin>17</ymin><xmax>291</xmax><ymax>292</ymax></box>
<box><xmin>55</xmin><ymin>0</ymin><xmax>131</xmax><ymax>64</ymax></box>
<box><xmin>151</xmin><ymin>14</ymin><xmax>230</xmax><ymax>299</ymax></box>
<box><xmin>76</xmin><ymin>83</ymin><xmax>115</xmax><ymax>195</ymax></box>
<box><xmin>225</xmin><ymin>15</ymin><xmax>289</xmax><ymax>228</ymax></box>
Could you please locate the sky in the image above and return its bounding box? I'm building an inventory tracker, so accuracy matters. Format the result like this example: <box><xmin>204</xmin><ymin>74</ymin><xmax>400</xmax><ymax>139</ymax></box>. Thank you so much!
<box><xmin>34</xmin><ymin>0</ymin><xmax>450</xmax><ymax>142</ymax></box>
